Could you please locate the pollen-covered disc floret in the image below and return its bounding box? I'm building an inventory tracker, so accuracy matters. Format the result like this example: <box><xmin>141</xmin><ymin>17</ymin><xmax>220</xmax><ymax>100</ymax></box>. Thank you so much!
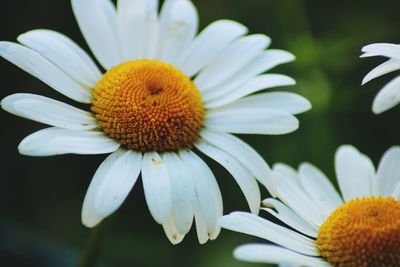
<box><xmin>91</xmin><ymin>60</ymin><xmax>205</xmax><ymax>152</ymax></box>
<box><xmin>317</xmin><ymin>196</ymin><xmax>400</xmax><ymax>267</ymax></box>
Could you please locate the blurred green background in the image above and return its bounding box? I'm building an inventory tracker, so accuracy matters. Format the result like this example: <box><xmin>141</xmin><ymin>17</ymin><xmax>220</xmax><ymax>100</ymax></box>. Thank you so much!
<box><xmin>1</xmin><ymin>0</ymin><xmax>400</xmax><ymax>266</ymax></box>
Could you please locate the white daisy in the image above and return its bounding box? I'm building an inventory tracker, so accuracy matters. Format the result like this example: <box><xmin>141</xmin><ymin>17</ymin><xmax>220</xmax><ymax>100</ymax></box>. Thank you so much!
<box><xmin>361</xmin><ymin>43</ymin><xmax>400</xmax><ymax>114</ymax></box>
<box><xmin>219</xmin><ymin>145</ymin><xmax>400</xmax><ymax>266</ymax></box>
<box><xmin>0</xmin><ymin>0</ymin><xmax>310</xmax><ymax>244</ymax></box>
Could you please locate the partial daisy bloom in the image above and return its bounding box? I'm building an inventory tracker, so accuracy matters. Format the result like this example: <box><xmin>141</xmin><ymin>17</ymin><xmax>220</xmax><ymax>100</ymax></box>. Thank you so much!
<box><xmin>220</xmin><ymin>145</ymin><xmax>400</xmax><ymax>266</ymax></box>
<box><xmin>361</xmin><ymin>43</ymin><xmax>400</xmax><ymax>114</ymax></box>
<box><xmin>0</xmin><ymin>0</ymin><xmax>310</xmax><ymax>244</ymax></box>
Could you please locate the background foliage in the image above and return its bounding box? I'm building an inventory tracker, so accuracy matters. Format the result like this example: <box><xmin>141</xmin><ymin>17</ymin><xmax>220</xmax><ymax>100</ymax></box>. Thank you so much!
<box><xmin>1</xmin><ymin>0</ymin><xmax>400</xmax><ymax>266</ymax></box>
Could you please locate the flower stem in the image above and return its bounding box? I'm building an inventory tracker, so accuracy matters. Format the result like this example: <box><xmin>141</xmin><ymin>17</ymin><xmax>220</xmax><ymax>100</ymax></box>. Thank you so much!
<box><xmin>79</xmin><ymin>223</ymin><xmax>104</xmax><ymax>267</ymax></box>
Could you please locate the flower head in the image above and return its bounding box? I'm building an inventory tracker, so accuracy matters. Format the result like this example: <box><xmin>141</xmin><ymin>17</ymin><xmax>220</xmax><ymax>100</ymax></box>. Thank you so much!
<box><xmin>361</xmin><ymin>43</ymin><xmax>400</xmax><ymax>114</ymax></box>
<box><xmin>0</xmin><ymin>0</ymin><xmax>310</xmax><ymax>244</ymax></box>
<box><xmin>220</xmin><ymin>145</ymin><xmax>400</xmax><ymax>265</ymax></box>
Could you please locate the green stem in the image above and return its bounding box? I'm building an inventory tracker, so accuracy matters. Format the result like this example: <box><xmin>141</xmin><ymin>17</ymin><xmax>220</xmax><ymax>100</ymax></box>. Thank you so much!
<box><xmin>79</xmin><ymin>223</ymin><xmax>104</xmax><ymax>267</ymax></box>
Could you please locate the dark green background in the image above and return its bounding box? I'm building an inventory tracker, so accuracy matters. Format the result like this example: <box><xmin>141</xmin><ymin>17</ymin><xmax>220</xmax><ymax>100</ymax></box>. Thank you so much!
<box><xmin>1</xmin><ymin>0</ymin><xmax>400</xmax><ymax>266</ymax></box>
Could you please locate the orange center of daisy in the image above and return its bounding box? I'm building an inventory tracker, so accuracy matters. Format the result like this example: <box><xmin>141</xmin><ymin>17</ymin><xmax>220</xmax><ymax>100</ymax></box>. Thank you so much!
<box><xmin>317</xmin><ymin>196</ymin><xmax>400</xmax><ymax>267</ymax></box>
<box><xmin>91</xmin><ymin>60</ymin><xmax>205</xmax><ymax>152</ymax></box>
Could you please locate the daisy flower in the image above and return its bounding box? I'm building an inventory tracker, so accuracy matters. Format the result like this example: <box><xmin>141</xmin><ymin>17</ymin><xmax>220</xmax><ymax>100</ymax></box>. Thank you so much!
<box><xmin>219</xmin><ymin>145</ymin><xmax>400</xmax><ymax>266</ymax></box>
<box><xmin>361</xmin><ymin>43</ymin><xmax>400</xmax><ymax>114</ymax></box>
<box><xmin>0</xmin><ymin>0</ymin><xmax>310</xmax><ymax>244</ymax></box>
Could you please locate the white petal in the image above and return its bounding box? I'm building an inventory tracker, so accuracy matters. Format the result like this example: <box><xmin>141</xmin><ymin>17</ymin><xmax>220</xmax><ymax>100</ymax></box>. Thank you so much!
<box><xmin>362</xmin><ymin>59</ymin><xmax>400</xmax><ymax>85</ymax></box>
<box><xmin>141</xmin><ymin>152</ymin><xmax>172</xmax><ymax>224</ymax></box>
<box><xmin>162</xmin><ymin>152</ymin><xmax>195</xmax><ymax>235</ymax></box>
<box><xmin>81</xmin><ymin>149</ymin><xmax>142</xmax><ymax>227</ymax></box>
<box><xmin>0</xmin><ymin>42</ymin><xmax>92</xmax><ymax>103</ymax></box>
<box><xmin>372</xmin><ymin>76</ymin><xmax>400</xmax><ymax>114</ymax></box>
<box><xmin>207</xmin><ymin>92</ymin><xmax>311</xmax><ymax>115</ymax></box>
<box><xmin>157</xmin><ymin>0</ymin><xmax>177</xmax><ymax>30</ymax></box>
<box><xmin>233</xmin><ymin>244</ymin><xmax>329</xmax><ymax>267</ymax></box>
<box><xmin>116</xmin><ymin>0</ymin><xmax>154</xmax><ymax>61</ymax></box>
<box><xmin>335</xmin><ymin>145</ymin><xmax>375</xmax><ymax>200</ymax></box>
<box><xmin>203</xmin><ymin>74</ymin><xmax>296</xmax><ymax>107</ymax></box>
<box><xmin>272</xmin><ymin>163</ymin><xmax>299</xmax><ymax>186</ymax></box>
<box><xmin>162</xmin><ymin>215</ymin><xmax>185</xmax><ymax>245</ymax></box>
<box><xmin>361</xmin><ymin>52</ymin><xmax>375</xmax><ymax>58</ymax></box>
<box><xmin>279</xmin><ymin>262</ymin><xmax>302</xmax><ymax>267</ymax></box>
<box><xmin>192</xmin><ymin>209</ymin><xmax>208</xmax><ymax>244</ymax></box>
<box><xmin>72</xmin><ymin>0</ymin><xmax>121</xmax><ymax>69</ymax></box>
<box><xmin>275</xmin><ymin>172</ymin><xmax>326</xmax><ymax>227</ymax></box>
<box><xmin>258</xmin><ymin>49</ymin><xmax>296</xmax><ymax>70</ymax></box>
<box><xmin>195</xmin><ymin>34</ymin><xmax>271</xmax><ymax>91</ymax></box>
<box><xmin>144</xmin><ymin>0</ymin><xmax>159</xmax><ymax>59</ymax></box>
<box><xmin>261</xmin><ymin>198</ymin><xmax>318</xmax><ymax>238</ymax></box>
<box><xmin>157</xmin><ymin>0</ymin><xmax>179</xmax><ymax>56</ymax></box>
<box><xmin>179</xmin><ymin>150</ymin><xmax>222</xmax><ymax>243</ymax></box>
<box><xmin>17</xmin><ymin>29</ymin><xmax>101</xmax><ymax>88</ymax></box>
<box><xmin>392</xmin><ymin>182</ymin><xmax>400</xmax><ymax>200</ymax></box>
<box><xmin>299</xmin><ymin>163</ymin><xmax>343</xmax><ymax>214</ymax></box>
<box><xmin>205</xmin><ymin>108</ymin><xmax>299</xmax><ymax>135</ymax></box>
<box><xmin>271</xmin><ymin>163</ymin><xmax>303</xmax><ymax>200</ymax></box>
<box><xmin>200</xmin><ymin>130</ymin><xmax>276</xmax><ymax>196</ymax></box>
<box><xmin>157</xmin><ymin>0</ymin><xmax>198</xmax><ymax>64</ymax></box>
<box><xmin>375</xmin><ymin>146</ymin><xmax>400</xmax><ymax>197</ymax></box>
<box><xmin>1</xmin><ymin>94</ymin><xmax>97</xmax><ymax>130</ymax></box>
<box><xmin>201</xmin><ymin>49</ymin><xmax>295</xmax><ymax>98</ymax></box>
<box><xmin>176</xmin><ymin>20</ymin><xmax>248</xmax><ymax>77</ymax></box>
<box><xmin>361</xmin><ymin>43</ymin><xmax>400</xmax><ymax>60</ymax></box>
<box><xmin>219</xmin><ymin>212</ymin><xmax>319</xmax><ymax>256</ymax></box>
<box><xmin>18</xmin><ymin>127</ymin><xmax>120</xmax><ymax>156</ymax></box>
<box><xmin>196</xmin><ymin>140</ymin><xmax>261</xmax><ymax>214</ymax></box>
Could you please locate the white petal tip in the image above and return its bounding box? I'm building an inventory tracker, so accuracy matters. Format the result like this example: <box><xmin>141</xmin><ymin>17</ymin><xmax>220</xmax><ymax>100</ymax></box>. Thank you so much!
<box><xmin>298</xmin><ymin>162</ymin><xmax>312</xmax><ymax>171</ymax></box>
<box><xmin>82</xmin><ymin>222</ymin><xmax>98</xmax><ymax>229</ymax></box>
<box><xmin>219</xmin><ymin>19</ymin><xmax>249</xmax><ymax>34</ymax></box>
<box><xmin>0</xmin><ymin>96</ymin><xmax>13</xmax><ymax>113</ymax></box>
<box><xmin>261</xmin><ymin>198</ymin><xmax>272</xmax><ymax>207</ymax></box>
<box><xmin>16</xmin><ymin>33</ymin><xmax>28</xmax><ymax>43</ymax></box>
<box><xmin>198</xmin><ymin>239</ymin><xmax>207</xmax><ymax>245</ymax></box>
<box><xmin>167</xmin><ymin>233</ymin><xmax>185</xmax><ymax>245</ymax></box>
<box><xmin>17</xmin><ymin>137</ymin><xmax>48</xmax><ymax>157</ymax></box>
<box><xmin>210</xmin><ymin>227</ymin><xmax>221</xmax><ymax>240</ymax></box>
<box><xmin>17</xmin><ymin>141</ymin><xmax>33</xmax><ymax>156</ymax></box>
<box><xmin>373</xmin><ymin>101</ymin><xmax>391</xmax><ymax>114</ymax></box>
<box><xmin>286</xmin><ymin>53</ymin><xmax>296</xmax><ymax>62</ymax></box>
<box><xmin>286</xmin><ymin>77</ymin><xmax>297</xmax><ymax>86</ymax></box>
<box><xmin>361</xmin><ymin>43</ymin><xmax>392</xmax><ymax>53</ymax></box>
<box><xmin>286</xmin><ymin>119</ymin><xmax>300</xmax><ymax>134</ymax></box>
<box><xmin>361</xmin><ymin>77</ymin><xmax>369</xmax><ymax>85</ymax></box>
<box><xmin>17</xmin><ymin>147</ymin><xmax>27</xmax><ymax>156</ymax></box>
<box><xmin>232</xmin><ymin>244</ymin><xmax>268</xmax><ymax>262</ymax></box>
<box><xmin>336</xmin><ymin>145</ymin><xmax>357</xmax><ymax>155</ymax></box>
<box><xmin>196</xmin><ymin>229</ymin><xmax>219</xmax><ymax>244</ymax></box>
<box><xmin>211</xmin><ymin>233</ymin><xmax>219</xmax><ymax>241</ymax></box>
<box><xmin>279</xmin><ymin>50</ymin><xmax>296</xmax><ymax>63</ymax></box>
<box><xmin>361</xmin><ymin>44</ymin><xmax>377</xmax><ymax>54</ymax></box>
<box><xmin>387</xmin><ymin>146</ymin><xmax>400</xmax><ymax>152</ymax></box>
<box><xmin>233</xmin><ymin>246</ymin><xmax>247</xmax><ymax>260</ymax></box>
<box><xmin>301</xmin><ymin>99</ymin><xmax>312</xmax><ymax>113</ymax></box>
<box><xmin>372</xmin><ymin>107</ymin><xmax>384</xmax><ymax>114</ymax></box>
<box><xmin>81</xmin><ymin>217</ymin><xmax>102</xmax><ymax>228</ymax></box>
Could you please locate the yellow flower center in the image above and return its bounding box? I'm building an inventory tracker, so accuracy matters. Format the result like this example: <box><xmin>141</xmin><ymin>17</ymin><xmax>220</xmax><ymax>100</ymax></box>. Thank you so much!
<box><xmin>317</xmin><ymin>197</ymin><xmax>400</xmax><ymax>267</ymax></box>
<box><xmin>91</xmin><ymin>60</ymin><xmax>205</xmax><ymax>152</ymax></box>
